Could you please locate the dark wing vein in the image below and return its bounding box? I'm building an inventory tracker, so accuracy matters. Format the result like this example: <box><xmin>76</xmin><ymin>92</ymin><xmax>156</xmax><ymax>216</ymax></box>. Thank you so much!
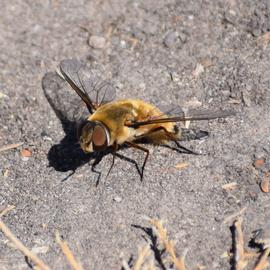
<box><xmin>59</xmin><ymin>59</ymin><xmax>95</xmax><ymax>113</ymax></box>
<box><xmin>128</xmin><ymin>109</ymin><xmax>235</xmax><ymax>128</ymax></box>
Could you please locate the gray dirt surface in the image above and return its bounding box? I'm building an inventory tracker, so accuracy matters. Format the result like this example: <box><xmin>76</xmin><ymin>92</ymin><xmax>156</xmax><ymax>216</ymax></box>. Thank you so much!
<box><xmin>1</xmin><ymin>1</ymin><xmax>270</xmax><ymax>269</ymax></box>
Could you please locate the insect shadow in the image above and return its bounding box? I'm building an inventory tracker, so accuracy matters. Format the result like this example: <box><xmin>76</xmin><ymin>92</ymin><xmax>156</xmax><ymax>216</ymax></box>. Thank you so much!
<box><xmin>42</xmin><ymin>72</ymin><xmax>93</xmax><ymax>179</ymax></box>
<box><xmin>42</xmin><ymin>72</ymin><xmax>145</xmax><ymax>184</ymax></box>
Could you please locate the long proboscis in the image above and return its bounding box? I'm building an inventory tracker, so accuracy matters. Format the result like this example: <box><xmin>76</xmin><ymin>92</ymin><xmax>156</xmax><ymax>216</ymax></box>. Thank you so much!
<box><xmin>129</xmin><ymin>110</ymin><xmax>235</xmax><ymax>128</ymax></box>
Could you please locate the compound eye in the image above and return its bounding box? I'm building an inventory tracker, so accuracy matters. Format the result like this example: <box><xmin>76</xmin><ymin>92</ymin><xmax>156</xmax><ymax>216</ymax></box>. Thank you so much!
<box><xmin>92</xmin><ymin>125</ymin><xmax>107</xmax><ymax>148</ymax></box>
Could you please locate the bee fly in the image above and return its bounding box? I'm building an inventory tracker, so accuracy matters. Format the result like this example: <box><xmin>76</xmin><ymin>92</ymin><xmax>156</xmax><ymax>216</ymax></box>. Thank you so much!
<box><xmin>59</xmin><ymin>59</ymin><xmax>234</xmax><ymax>178</ymax></box>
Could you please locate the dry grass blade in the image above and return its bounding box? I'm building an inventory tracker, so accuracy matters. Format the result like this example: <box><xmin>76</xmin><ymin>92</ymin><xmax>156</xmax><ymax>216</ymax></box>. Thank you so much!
<box><xmin>254</xmin><ymin>247</ymin><xmax>270</xmax><ymax>270</ymax></box>
<box><xmin>233</xmin><ymin>218</ymin><xmax>258</xmax><ymax>270</ymax></box>
<box><xmin>144</xmin><ymin>260</ymin><xmax>156</xmax><ymax>270</ymax></box>
<box><xmin>234</xmin><ymin>218</ymin><xmax>247</xmax><ymax>270</ymax></box>
<box><xmin>223</xmin><ymin>207</ymin><xmax>247</xmax><ymax>224</ymax></box>
<box><xmin>0</xmin><ymin>142</ymin><xmax>23</xmax><ymax>153</ymax></box>
<box><xmin>150</xmin><ymin>219</ymin><xmax>187</xmax><ymax>270</ymax></box>
<box><xmin>0</xmin><ymin>219</ymin><xmax>51</xmax><ymax>270</ymax></box>
<box><xmin>174</xmin><ymin>162</ymin><xmax>189</xmax><ymax>170</ymax></box>
<box><xmin>55</xmin><ymin>231</ymin><xmax>84</xmax><ymax>270</ymax></box>
<box><xmin>133</xmin><ymin>245</ymin><xmax>151</xmax><ymax>270</ymax></box>
<box><xmin>121</xmin><ymin>259</ymin><xmax>132</xmax><ymax>270</ymax></box>
<box><xmin>0</xmin><ymin>205</ymin><xmax>15</xmax><ymax>217</ymax></box>
<box><xmin>222</xmin><ymin>182</ymin><xmax>238</xmax><ymax>191</ymax></box>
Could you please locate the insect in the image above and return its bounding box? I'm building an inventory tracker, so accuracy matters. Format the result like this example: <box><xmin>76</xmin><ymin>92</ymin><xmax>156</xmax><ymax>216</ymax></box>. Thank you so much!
<box><xmin>59</xmin><ymin>59</ymin><xmax>234</xmax><ymax>178</ymax></box>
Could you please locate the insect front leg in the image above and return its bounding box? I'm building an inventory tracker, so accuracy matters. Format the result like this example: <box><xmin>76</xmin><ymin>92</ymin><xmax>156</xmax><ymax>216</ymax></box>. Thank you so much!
<box><xmin>125</xmin><ymin>141</ymin><xmax>149</xmax><ymax>181</ymax></box>
<box><xmin>106</xmin><ymin>142</ymin><xmax>118</xmax><ymax>179</ymax></box>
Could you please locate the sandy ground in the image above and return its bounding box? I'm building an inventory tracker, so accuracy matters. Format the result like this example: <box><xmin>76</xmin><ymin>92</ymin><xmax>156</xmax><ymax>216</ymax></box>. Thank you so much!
<box><xmin>1</xmin><ymin>1</ymin><xmax>270</xmax><ymax>269</ymax></box>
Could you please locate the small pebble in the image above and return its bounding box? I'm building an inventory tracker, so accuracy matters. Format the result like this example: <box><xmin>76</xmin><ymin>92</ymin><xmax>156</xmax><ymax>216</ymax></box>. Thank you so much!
<box><xmin>119</xmin><ymin>40</ymin><xmax>127</xmax><ymax>49</ymax></box>
<box><xmin>169</xmin><ymin>71</ymin><xmax>180</xmax><ymax>82</ymax></box>
<box><xmin>192</xmin><ymin>63</ymin><xmax>205</xmax><ymax>77</ymax></box>
<box><xmin>21</xmin><ymin>148</ymin><xmax>32</xmax><ymax>158</ymax></box>
<box><xmin>163</xmin><ymin>31</ymin><xmax>179</xmax><ymax>48</ymax></box>
<box><xmin>261</xmin><ymin>172</ymin><xmax>270</xmax><ymax>193</ymax></box>
<box><xmin>41</xmin><ymin>131</ymin><xmax>53</xmax><ymax>141</ymax></box>
<box><xmin>3</xmin><ymin>169</ymin><xmax>9</xmax><ymax>177</ymax></box>
<box><xmin>43</xmin><ymin>136</ymin><xmax>52</xmax><ymax>142</ymax></box>
<box><xmin>31</xmin><ymin>246</ymin><xmax>49</xmax><ymax>254</ymax></box>
<box><xmin>0</xmin><ymin>92</ymin><xmax>8</xmax><ymax>99</ymax></box>
<box><xmin>113</xmin><ymin>196</ymin><xmax>122</xmax><ymax>203</ymax></box>
<box><xmin>253</xmin><ymin>158</ymin><xmax>265</xmax><ymax>169</ymax></box>
<box><xmin>242</xmin><ymin>92</ymin><xmax>251</xmax><ymax>107</ymax></box>
<box><xmin>261</xmin><ymin>179</ymin><xmax>269</xmax><ymax>193</ymax></box>
<box><xmin>89</xmin><ymin>35</ymin><xmax>106</xmax><ymax>49</ymax></box>
<box><xmin>200</xmin><ymin>58</ymin><xmax>213</xmax><ymax>68</ymax></box>
<box><xmin>252</xmin><ymin>29</ymin><xmax>262</xmax><ymax>37</ymax></box>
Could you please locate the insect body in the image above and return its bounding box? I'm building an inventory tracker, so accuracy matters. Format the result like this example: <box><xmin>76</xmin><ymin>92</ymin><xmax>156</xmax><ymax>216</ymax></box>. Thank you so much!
<box><xmin>59</xmin><ymin>59</ymin><xmax>234</xmax><ymax>177</ymax></box>
<box><xmin>82</xmin><ymin>98</ymin><xmax>178</xmax><ymax>152</ymax></box>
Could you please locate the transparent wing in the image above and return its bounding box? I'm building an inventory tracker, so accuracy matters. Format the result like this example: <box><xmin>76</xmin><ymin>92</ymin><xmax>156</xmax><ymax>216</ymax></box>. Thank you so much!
<box><xmin>60</xmin><ymin>59</ymin><xmax>116</xmax><ymax>113</ymax></box>
<box><xmin>83</xmin><ymin>78</ymin><xmax>116</xmax><ymax>106</ymax></box>
<box><xmin>143</xmin><ymin>104</ymin><xmax>184</xmax><ymax>121</ymax></box>
<box><xmin>42</xmin><ymin>72</ymin><xmax>93</xmax><ymax>174</ymax></box>
<box><xmin>128</xmin><ymin>108</ymin><xmax>235</xmax><ymax>128</ymax></box>
<box><xmin>157</xmin><ymin>104</ymin><xmax>184</xmax><ymax>117</ymax></box>
<box><xmin>42</xmin><ymin>71</ymin><xmax>89</xmax><ymax>135</ymax></box>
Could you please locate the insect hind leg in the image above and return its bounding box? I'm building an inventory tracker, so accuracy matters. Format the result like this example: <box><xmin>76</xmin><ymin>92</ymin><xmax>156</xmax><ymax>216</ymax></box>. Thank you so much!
<box><xmin>172</xmin><ymin>140</ymin><xmax>200</xmax><ymax>155</ymax></box>
<box><xmin>161</xmin><ymin>128</ymin><xmax>200</xmax><ymax>155</ymax></box>
<box><xmin>138</xmin><ymin>126</ymin><xmax>200</xmax><ymax>155</ymax></box>
<box><xmin>180</xmin><ymin>128</ymin><xmax>209</xmax><ymax>141</ymax></box>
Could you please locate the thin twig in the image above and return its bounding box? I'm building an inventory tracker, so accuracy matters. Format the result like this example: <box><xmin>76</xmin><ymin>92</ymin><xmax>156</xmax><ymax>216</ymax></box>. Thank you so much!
<box><xmin>121</xmin><ymin>259</ymin><xmax>132</xmax><ymax>270</ymax></box>
<box><xmin>0</xmin><ymin>219</ymin><xmax>50</xmax><ymax>270</ymax></box>
<box><xmin>222</xmin><ymin>182</ymin><xmax>238</xmax><ymax>191</ymax></box>
<box><xmin>223</xmin><ymin>207</ymin><xmax>247</xmax><ymax>224</ymax></box>
<box><xmin>0</xmin><ymin>142</ymin><xmax>23</xmax><ymax>153</ymax></box>
<box><xmin>55</xmin><ymin>231</ymin><xmax>84</xmax><ymax>270</ymax></box>
<box><xmin>0</xmin><ymin>205</ymin><xmax>15</xmax><ymax>217</ymax></box>
<box><xmin>234</xmin><ymin>218</ymin><xmax>247</xmax><ymax>270</ymax></box>
<box><xmin>134</xmin><ymin>245</ymin><xmax>151</xmax><ymax>270</ymax></box>
<box><xmin>150</xmin><ymin>219</ymin><xmax>187</xmax><ymax>270</ymax></box>
<box><xmin>254</xmin><ymin>247</ymin><xmax>270</xmax><ymax>270</ymax></box>
<box><xmin>143</xmin><ymin>259</ymin><xmax>156</xmax><ymax>270</ymax></box>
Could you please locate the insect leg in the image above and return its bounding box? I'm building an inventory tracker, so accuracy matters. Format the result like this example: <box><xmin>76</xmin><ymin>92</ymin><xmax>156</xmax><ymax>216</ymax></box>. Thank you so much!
<box><xmin>106</xmin><ymin>142</ymin><xmax>118</xmax><ymax>179</ymax></box>
<box><xmin>125</xmin><ymin>141</ymin><xmax>149</xmax><ymax>180</ymax></box>
<box><xmin>162</xmin><ymin>129</ymin><xmax>200</xmax><ymax>155</ymax></box>
<box><xmin>171</xmin><ymin>140</ymin><xmax>199</xmax><ymax>155</ymax></box>
<box><xmin>136</xmin><ymin>126</ymin><xmax>199</xmax><ymax>155</ymax></box>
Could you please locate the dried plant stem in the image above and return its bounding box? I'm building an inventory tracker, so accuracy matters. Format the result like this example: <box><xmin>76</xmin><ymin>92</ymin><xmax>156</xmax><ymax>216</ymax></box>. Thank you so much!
<box><xmin>223</xmin><ymin>207</ymin><xmax>247</xmax><ymax>224</ymax></box>
<box><xmin>0</xmin><ymin>205</ymin><xmax>15</xmax><ymax>217</ymax></box>
<box><xmin>0</xmin><ymin>219</ymin><xmax>50</xmax><ymax>270</ymax></box>
<box><xmin>254</xmin><ymin>247</ymin><xmax>270</xmax><ymax>270</ymax></box>
<box><xmin>121</xmin><ymin>259</ymin><xmax>131</xmax><ymax>270</ymax></box>
<box><xmin>234</xmin><ymin>218</ymin><xmax>246</xmax><ymax>270</ymax></box>
<box><xmin>134</xmin><ymin>245</ymin><xmax>151</xmax><ymax>270</ymax></box>
<box><xmin>234</xmin><ymin>218</ymin><xmax>258</xmax><ymax>270</ymax></box>
<box><xmin>150</xmin><ymin>219</ymin><xmax>187</xmax><ymax>270</ymax></box>
<box><xmin>144</xmin><ymin>260</ymin><xmax>156</xmax><ymax>270</ymax></box>
<box><xmin>55</xmin><ymin>231</ymin><xmax>83</xmax><ymax>270</ymax></box>
<box><xmin>0</xmin><ymin>142</ymin><xmax>23</xmax><ymax>152</ymax></box>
